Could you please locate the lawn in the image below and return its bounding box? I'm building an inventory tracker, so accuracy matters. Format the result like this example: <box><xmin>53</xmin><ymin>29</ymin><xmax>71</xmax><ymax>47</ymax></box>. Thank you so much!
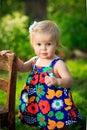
<box><xmin>0</xmin><ymin>59</ymin><xmax>87</xmax><ymax>130</ymax></box>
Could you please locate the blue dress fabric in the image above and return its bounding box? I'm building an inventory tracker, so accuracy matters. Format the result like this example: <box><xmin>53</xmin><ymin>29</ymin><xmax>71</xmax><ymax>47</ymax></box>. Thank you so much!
<box><xmin>18</xmin><ymin>57</ymin><xmax>82</xmax><ymax>130</ymax></box>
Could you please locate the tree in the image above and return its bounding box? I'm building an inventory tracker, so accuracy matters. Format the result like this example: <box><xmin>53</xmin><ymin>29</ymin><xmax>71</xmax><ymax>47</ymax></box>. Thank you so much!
<box><xmin>0</xmin><ymin>0</ymin><xmax>47</xmax><ymax>21</ymax></box>
<box><xmin>24</xmin><ymin>0</ymin><xmax>47</xmax><ymax>22</ymax></box>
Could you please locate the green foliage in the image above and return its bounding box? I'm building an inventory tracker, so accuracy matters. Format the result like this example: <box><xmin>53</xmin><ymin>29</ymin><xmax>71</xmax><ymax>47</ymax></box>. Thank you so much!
<box><xmin>0</xmin><ymin>12</ymin><xmax>34</xmax><ymax>60</ymax></box>
<box><xmin>0</xmin><ymin>0</ymin><xmax>87</xmax><ymax>59</ymax></box>
<box><xmin>0</xmin><ymin>1</ymin><xmax>87</xmax><ymax>129</ymax></box>
<box><xmin>47</xmin><ymin>0</ymin><xmax>87</xmax><ymax>52</ymax></box>
<box><xmin>0</xmin><ymin>0</ymin><xmax>25</xmax><ymax>17</ymax></box>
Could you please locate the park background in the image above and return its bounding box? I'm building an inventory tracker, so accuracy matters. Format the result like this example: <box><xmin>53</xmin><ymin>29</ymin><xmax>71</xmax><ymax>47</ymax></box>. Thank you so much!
<box><xmin>0</xmin><ymin>0</ymin><xmax>87</xmax><ymax>130</ymax></box>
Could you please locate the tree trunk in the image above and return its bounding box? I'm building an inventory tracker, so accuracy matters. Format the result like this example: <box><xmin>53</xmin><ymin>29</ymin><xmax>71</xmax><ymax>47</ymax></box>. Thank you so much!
<box><xmin>24</xmin><ymin>0</ymin><xmax>47</xmax><ymax>21</ymax></box>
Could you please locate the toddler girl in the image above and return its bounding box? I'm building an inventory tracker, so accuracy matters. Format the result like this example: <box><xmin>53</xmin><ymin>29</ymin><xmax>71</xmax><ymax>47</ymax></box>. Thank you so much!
<box><xmin>0</xmin><ymin>20</ymin><xmax>82</xmax><ymax>130</ymax></box>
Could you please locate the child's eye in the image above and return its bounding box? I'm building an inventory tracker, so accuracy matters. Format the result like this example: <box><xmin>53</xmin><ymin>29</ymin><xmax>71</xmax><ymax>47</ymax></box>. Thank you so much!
<box><xmin>47</xmin><ymin>43</ymin><xmax>51</xmax><ymax>46</ymax></box>
<box><xmin>37</xmin><ymin>43</ymin><xmax>41</xmax><ymax>46</ymax></box>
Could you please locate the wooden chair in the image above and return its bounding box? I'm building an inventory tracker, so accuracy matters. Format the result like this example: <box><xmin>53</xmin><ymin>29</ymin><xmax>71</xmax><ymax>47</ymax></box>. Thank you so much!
<box><xmin>0</xmin><ymin>53</ymin><xmax>17</xmax><ymax>130</ymax></box>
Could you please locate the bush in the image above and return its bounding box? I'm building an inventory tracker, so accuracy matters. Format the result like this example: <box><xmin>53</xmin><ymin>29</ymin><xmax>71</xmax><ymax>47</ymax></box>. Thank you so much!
<box><xmin>47</xmin><ymin>0</ymin><xmax>87</xmax><ymax>52</ymax></box>
<box><xmin>0</xmin><ymin>12</ymin><xmax>34</xmax><ymax>60</ymax></box>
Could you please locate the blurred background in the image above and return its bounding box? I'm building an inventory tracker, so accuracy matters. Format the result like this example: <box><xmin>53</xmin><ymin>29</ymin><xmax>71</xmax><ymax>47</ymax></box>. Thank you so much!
<box><xmin>0</xmin><ymin>0</ymin><xmax>87</xmax><ymax>59</ymax></box>
<box><xmin>0</xmin><ymin>0</ymin><xmax>87</xmax><ymax>130</ymax></box>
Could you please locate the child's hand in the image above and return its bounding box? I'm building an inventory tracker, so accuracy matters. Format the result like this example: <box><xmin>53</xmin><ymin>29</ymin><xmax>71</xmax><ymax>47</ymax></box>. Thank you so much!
<box><xmin>0</xmin><ymin>50</ymin><xmax>11</xmax><ymax>56</ymax></box>
<box><xmin>45</xmin><ymin>76</ymin><xmax>58</xmax><ymax>86</ymax></box>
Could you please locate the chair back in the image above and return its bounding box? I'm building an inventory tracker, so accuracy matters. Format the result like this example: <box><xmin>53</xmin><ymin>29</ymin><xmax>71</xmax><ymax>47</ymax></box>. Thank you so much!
<box><xmin>0</xmin><ymin>53</ymin><xmax>17</xmax><ymax>130</ymax></box>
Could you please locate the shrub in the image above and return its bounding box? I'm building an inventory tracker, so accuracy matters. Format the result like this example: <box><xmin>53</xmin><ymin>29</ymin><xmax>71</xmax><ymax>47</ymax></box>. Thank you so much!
<box><xmin>0</xmin><ymin>12</ymin><xmax>34</xmax><ymax>60</ymax></box>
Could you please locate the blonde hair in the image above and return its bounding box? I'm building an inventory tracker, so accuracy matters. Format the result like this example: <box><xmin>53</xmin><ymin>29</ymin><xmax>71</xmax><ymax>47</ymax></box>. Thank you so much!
<box><xmin>29</xmin><ymin>20</ymin><xmax>60</xmax><ymax>43</ymax></box>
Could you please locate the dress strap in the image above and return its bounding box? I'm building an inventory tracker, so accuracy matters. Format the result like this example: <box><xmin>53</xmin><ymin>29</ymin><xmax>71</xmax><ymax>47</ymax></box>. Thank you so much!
<box><xmin>49</xmin><ymin>57</ymin><xmax>61</xmax><ymax>68</ymax></box>
<box><xmin>32</xmin><ymin>57</ymin><xmax>38</xmax><ymax>64</ymax></box>
<box><xmin>31</xmin><ymin>57</ymin><xmax>38</xmax><ymax>70</ymax></box>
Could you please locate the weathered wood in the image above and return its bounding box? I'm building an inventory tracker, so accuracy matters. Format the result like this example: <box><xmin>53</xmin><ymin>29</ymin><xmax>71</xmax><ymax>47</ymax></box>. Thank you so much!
<box><xmin>0</xmin><ymin>105</ymin><xmax>6</xmax><ymax>113</ymax></box>
<box><xmin>0</xmin><ymin>112</ymin><xmax>8</xmax><ymax>127</ymax></box>
<box><xmin>0</xmin><ymin>53</ymin><xmax>17</xmax><ymax>130</ymax></box>
<box><xmin>0</xmin><ymin>55</ymin><xmax>10</xmax><ymax>71</ymax></box>
<box><xmin>0</xmin><ymin>78</ymin><xmax>8</xmax><ymax>92</ymax></box>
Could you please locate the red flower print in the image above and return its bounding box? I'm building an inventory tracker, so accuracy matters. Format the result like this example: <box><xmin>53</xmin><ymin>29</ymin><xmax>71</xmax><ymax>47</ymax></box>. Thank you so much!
<box><xmin>27</xmin><ymin>102</ymin><xmax>38</xmax><ymax>114</ymax></box>
<box><xmin>39</xmin><ymin>72</ymin><xmax>47</xmax><ymax>84</ymax></box>
<box><xmin>39</xmin><ymin>100</ymin><xmax>50</xmax><ymax>114</ymax></box>
<box><xmin>70</xmin><ymin>109</ymin><xmax>77</xmax><ymax>118</ymax></box>
<box><xmin>30</xmin><ymin>74</ymin><xmax>38</xmax><ymax>85</ymax></box>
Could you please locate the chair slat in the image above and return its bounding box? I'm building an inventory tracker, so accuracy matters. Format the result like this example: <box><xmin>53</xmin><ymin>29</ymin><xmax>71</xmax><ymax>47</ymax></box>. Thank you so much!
<box><xmin>0</xmin><ymin>78</ymin><xmax>8</xmax><ymax>92</ymax></box>
<box><xmin>0</xmin><ymin>53</ymin><xmax>17</xmax><ymax>130</ymax></box>
<box><xmin>0</xmin><ymin>55</ymin><xmax>10</xmax><ymax>71</ymax></box>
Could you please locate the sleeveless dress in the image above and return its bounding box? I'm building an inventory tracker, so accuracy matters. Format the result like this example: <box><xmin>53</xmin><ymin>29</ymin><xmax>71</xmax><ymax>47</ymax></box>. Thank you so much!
<box><xmin>18</xmin><ymin>57</ymin><xmax>82</xmax><ymax>130</ymax></box>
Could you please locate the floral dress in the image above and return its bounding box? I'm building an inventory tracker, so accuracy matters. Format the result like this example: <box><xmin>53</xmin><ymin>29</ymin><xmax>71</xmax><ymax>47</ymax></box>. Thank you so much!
<box><xmin>18</xmin><ymin>57</ymin><xmax>82</xmax><ymax>130</ymax></box>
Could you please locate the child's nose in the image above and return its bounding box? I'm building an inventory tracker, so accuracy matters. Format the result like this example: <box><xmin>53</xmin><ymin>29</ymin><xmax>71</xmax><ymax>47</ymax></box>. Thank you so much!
<box><xmin>42</xmin><ymin>45</ymin><xmax>46</xmax><ymax>50</ymax></box>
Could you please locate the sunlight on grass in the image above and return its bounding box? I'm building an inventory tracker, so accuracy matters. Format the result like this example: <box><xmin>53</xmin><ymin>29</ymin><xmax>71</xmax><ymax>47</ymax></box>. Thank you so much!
<box><xmin>72</xmin><ymin>92</ymin><xmax>84</xmax><ymax>104</ymax></box>
<box><xmin>15</xmin><ymin>72</ymin><xmax>29</xmax><ymax>112</ymax></box>
<box><xmin>0</xmin><ymin>90</ymin><xmax>7</xmax><ymax>105</ymax></box>
<box><xmin>0</xmin><ymin>70</ymin><xmax>8</xmax><ymax>105</ymax></box>
<box><xmin>66</xmin><ymin>59</ymin><xmax>87</xmax><ymax>80</ymax></box>
<box><xmin>67</xmin><ymin>59</ymin><xmax>87</xmax><ymax>121</ymax></box>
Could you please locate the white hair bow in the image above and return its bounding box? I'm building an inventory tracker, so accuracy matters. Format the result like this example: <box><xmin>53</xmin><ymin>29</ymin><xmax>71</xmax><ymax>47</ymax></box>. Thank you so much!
<box><xmin>29</xmin><ymin>21</ymin><xmax>38</xmax><ymax>32</ymax></box>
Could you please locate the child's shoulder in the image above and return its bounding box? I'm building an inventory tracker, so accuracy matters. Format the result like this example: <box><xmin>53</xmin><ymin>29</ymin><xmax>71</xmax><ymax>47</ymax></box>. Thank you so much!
<box><xmin>31</xmin><ymin>56</ymin><xmax>38</xmax><ymax>61</ymax></box>
<box><xmin>30</xmin><ymin>56</ymin><xmax>38</xmax><ymax>64</ymax></box>
<box><xmin>53</xmin><ymin>56</ymin><xmax>66</xmax><ymax>68</ymax></box>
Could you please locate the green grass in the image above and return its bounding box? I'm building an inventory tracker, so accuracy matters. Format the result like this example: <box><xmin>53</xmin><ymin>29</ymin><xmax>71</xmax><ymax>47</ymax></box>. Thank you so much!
<box><xmin>66</xmin><ymin>59</ymin><xmax>87</xmax><ymax>130</ymax></box>
<box><xmin>0</xmin><ymin>59</ymin><xmax>87</xmax><ymax>130</ymax></box>
<box><xmin>66</xmin><ymin>59</ymin><xmax>87</xmax><ymax>119</ymax></box>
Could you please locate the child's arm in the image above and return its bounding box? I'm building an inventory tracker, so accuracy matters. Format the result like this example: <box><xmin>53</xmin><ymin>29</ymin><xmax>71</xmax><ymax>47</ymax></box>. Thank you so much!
<box><xmin>45</xmin><ymin>60</ymin><xmax>73</xmax><ymax>88</ymax></box>
<box><xmin>17</xmin><ymin>57</ymin><xmax>33</xmax><ymax>72</ymax></box>
<box><xmin>0</xmin><ymin>50</ymin><xmax>33</xmax><ymax>72</ymax></box>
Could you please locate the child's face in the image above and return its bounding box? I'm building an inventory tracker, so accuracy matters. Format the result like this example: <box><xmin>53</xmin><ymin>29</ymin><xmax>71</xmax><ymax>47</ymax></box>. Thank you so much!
<box><xmin>31</xmin><ymin>32</ymin><xmax>58</xmax><ymax>59</ymax></box>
